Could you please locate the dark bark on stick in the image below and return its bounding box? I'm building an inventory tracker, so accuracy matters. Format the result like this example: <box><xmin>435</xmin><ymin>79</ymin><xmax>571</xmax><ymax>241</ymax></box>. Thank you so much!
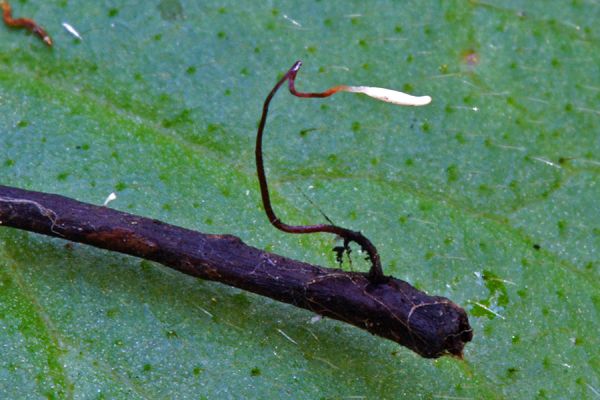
<box><xmin>0</xmin><ymin>185</ymin><xmax>472</xmax><ymax>358</ymax></box>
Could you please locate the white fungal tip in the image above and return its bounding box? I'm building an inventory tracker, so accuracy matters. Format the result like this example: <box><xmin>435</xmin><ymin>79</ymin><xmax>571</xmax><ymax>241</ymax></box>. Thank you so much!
<box><xmin>103</xmin><ymin>192</ymin><xmax>117</xmax><ymax>206</ymax></box>
<box><xmin>344</xmin><ymin>86</ymin><xmax>432</xmax><ymax>106</ymax></box>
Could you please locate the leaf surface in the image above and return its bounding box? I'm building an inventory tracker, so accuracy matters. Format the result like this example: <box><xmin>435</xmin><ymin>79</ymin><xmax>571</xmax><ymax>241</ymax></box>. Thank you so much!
<box><xmin>0</xmin><ymin>1</ymin><xmax>598</xmax><ymax>398</ymax></box>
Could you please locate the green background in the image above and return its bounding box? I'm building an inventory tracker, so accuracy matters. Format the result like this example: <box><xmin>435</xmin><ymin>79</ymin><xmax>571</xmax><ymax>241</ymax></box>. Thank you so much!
<box><xmin>0</xmin><ymin>0</ymin><xmax>598</xmax><ymax>398</ymax></box>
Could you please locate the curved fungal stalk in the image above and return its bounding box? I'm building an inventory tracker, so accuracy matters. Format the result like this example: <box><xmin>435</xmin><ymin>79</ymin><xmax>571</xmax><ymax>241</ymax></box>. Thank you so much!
<box><xmin>1</xmin><ymin>0</ymin><xmax>53</xmax><ymax>46</ymax></box>
<box><xmin>256</xmin><ymin>60</ymin><xmax>431</xmax><ymax>283</ymax></box>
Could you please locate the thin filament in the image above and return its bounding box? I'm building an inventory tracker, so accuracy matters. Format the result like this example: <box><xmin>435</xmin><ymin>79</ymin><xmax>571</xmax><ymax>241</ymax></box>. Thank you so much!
<box><xmin>1</xmin><ymin>1</ymin><xmax>53</xmax><ymax>46</ymax></box>
<box><xmin>256</xmin><ymin>61</ymin><xmax>431</xmax><ymax>283</ymax></box>
<box><xmin>256</xmin><ymin>61</ymin><xmax>385</xmax><ymax>282</ymax></box>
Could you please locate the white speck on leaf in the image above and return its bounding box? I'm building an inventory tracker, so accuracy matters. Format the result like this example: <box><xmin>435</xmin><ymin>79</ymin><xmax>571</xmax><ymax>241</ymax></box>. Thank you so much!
<box><xmin>103</xmin><ymin>192</ymin><xmax>117</xmax><ymax>206</ymax></box>
<box><xmin>62</xmin><ymin>22</ymin><xmax>83</xmax><ymax>40</ymax></box>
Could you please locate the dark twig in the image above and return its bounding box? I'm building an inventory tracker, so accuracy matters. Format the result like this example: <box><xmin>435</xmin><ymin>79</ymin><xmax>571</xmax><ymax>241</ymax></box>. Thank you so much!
<box><xmin>0</xmin><ymin>185</ymin><xmax>472</xmax><ymax>358</ymax></box>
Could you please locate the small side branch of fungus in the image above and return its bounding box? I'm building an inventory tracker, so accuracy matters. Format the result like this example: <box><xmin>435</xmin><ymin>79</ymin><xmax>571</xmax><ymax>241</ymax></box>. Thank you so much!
<box><xmin>1</xmin><ymin>0</ymin><xmax>52</xmax><ymax>46</ymax></box>
<box><xmin>256</xmin><ymin>61</ymin><xmax>431</xmax><ymax>284</ymax></box>
<box><xmin>0</xmin><ymin>185</ymin><xmax>472</xmax><ymax>358</ymax></box>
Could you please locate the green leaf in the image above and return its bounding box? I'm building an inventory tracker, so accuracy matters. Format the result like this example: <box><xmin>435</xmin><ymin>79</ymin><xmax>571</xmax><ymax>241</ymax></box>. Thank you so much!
<box><xmin>1</xmin><ymin>1</ymin><xmax>598</xmax><ymax>398</ymax></box>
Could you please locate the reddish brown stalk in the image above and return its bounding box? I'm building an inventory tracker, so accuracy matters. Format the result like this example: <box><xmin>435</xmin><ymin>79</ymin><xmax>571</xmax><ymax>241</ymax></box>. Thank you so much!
<box><xmin>1</xmin><ymin>1</ymin><xmax>52</xmax><ymax>46</ymax></box>
<box><xmin>256</xmin><ymin>61</ymin><xmax>385</xmax><ymax>283</ymax></box>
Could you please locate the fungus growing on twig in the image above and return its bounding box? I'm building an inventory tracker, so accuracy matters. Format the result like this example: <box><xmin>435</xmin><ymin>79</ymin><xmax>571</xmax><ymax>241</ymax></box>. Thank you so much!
<box><xmin>255</xmin><ymin>61</ymin><xmax>431</xmax><ymax>283</ymax></box>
